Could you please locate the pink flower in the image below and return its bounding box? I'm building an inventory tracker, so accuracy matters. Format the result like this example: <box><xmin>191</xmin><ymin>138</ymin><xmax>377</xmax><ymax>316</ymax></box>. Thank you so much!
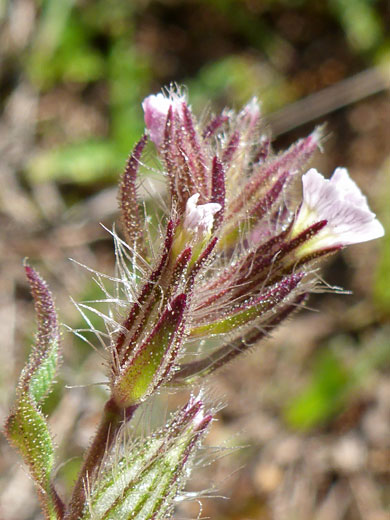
<box><xmin>294</xmin><ymin>167</ymin><xmax>384</xmax><ymax>251</ymax></box>
<box><xmin>142</xmin><ymin>92</ymin><xmax>186</xmax><ymax>147</ymax></box>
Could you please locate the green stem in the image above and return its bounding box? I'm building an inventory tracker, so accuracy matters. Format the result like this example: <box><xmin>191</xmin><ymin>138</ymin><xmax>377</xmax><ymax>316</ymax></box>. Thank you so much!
<box><xmin>65</xmin><ymin>398</ymin><xmax>137</xmax><ymax>520</ymax></box>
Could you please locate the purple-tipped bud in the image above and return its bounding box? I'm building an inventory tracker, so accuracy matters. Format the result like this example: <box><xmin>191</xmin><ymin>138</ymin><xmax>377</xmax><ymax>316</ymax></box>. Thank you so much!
<box><xmin>142</xmin><ymin>92</ymin><xmax>186</xmax><ymax>147</ymax></box>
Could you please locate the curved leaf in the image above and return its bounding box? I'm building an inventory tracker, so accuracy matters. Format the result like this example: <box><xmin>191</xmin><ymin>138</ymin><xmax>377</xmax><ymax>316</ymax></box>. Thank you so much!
<box><xmin>4</xmin><ymin>265</ymin><xmax>62</xmax><ymax>519</ymax></box>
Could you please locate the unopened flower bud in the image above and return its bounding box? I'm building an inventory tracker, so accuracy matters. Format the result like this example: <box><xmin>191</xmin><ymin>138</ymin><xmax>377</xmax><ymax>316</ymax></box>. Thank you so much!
<box><xmin>142</xmin><ymin>92</ymin><xmax>186</xmax><ymax>147</ymax></box>
<box><xmin>112</xmin><ymin>293</ymin><xmax>187</xmax><ymax>408</ymax></box>
<box><xmin>82</xmin><ymin>394</ymin><xmax>212</xmax><ymax>520</ymax></box>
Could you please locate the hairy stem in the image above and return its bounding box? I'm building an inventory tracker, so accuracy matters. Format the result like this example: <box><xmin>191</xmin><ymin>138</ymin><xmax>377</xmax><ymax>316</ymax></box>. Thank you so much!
<box><xmin>50</xmin><ymin>484</ymin><xmax>66</xmax><ymax>519</ymax></box>
<box><xmin>65</xmin><ymin>398</ymin><xmax>137</xmax><ymax>520</ymax></box>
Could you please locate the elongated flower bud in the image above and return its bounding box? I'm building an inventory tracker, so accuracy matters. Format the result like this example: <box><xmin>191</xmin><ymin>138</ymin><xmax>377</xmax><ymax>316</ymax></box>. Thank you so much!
<box><xmin>142</xmin><ymin>92</ymin><xmax>186</xmax><ymax>147</ymax></box>
<box><xmin>112</xmin><ymin>293</ymin><xmax>187</xmax><ymax>408</ymax></box>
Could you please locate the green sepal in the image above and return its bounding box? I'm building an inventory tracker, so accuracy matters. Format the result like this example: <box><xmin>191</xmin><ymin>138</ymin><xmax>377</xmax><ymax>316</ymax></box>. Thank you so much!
<box><xmin>24</xmin><ymin>335</ymin><xmax>60</xmax><ymax>405</ymax></box>
<box><xmin>190</xmin><ymin>303</ymin><xmax>261</xmax><ymax>337</ymax></box>
<box><xmin>113</xmin><ymin>293</ymin><xmax>187</xmax><ymax>407</ymax></box>
<box><xmin>189</xmin><ymin>273</ymin><xmax>303</xmax><ymax>338</ymax></box>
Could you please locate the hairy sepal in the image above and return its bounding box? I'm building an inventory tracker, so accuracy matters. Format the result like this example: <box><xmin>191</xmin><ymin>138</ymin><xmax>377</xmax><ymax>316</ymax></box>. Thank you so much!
<box><xmin>81</xmin><ymin>396</ymin><xmax>211</xmax><ymax>520</ymax></box>
<box><xmin>175</xmin><ymin>293</ymin><xmax>308</xmax><ymax>383</ymax></box>
<box><xmin>189</xmin><ymin>272</ymin><xmax>304</xmax><ymax>338</ymax></box>
<box><xmin>115</xmin><ymin>220</ymin><xmax>174</xmax><ymax>361</ymax></box>
<box><xmin>119</xmin><ymin>135</ymin><xmax>148</xmax><ymax>255</ymax></box>
<box><xmin>113</xmin><ymin>294</ymin><xmax>187</xmax><ymax>407</ymax></box>
<box><xmin>227</xmin><ymin>130</ymin><xmax>320</xmax><ymax>217</ymax></box>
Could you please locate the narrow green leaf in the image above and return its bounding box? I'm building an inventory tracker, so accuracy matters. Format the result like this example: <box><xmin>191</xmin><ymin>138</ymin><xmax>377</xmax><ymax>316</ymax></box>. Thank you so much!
<box><xmin>5</xmin><ymin>395</ymin><xmax>54</xmax><ymax>489</ymax></box>
<box><xmin>4</xmin><ymin>394</ymin><xmax>61</xmax><ymax>519</ymax></box>
<box><xmin>4</xmin><ymin>265</ymin><xmax>62</xmax><ymax>518</ymax></box>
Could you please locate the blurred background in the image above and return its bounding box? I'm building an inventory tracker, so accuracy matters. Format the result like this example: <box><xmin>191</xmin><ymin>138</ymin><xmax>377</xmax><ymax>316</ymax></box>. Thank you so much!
<box><xmin>0</xmin><ymin>1</ymin><xmax>389</xmax><ymax>519</ymax></box>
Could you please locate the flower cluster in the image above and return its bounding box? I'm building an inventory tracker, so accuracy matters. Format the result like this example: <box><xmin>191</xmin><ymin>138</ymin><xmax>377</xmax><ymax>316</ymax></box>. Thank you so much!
<box><xmin>111</xmin><ymin>88</ymin><xmax>384</xmax><ymax>408</ymax></box>
<box><xmin>4</xmin><ymin>87</ymin><xmax>384</xmax><ymax>520</ymax></box>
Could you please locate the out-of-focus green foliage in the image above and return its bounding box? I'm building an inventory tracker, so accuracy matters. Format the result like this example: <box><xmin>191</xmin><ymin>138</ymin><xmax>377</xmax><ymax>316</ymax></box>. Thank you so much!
<box><xmin>28</xmin><ymin>140</ymin><xmax>120</xmax><ymax>183</ymax></box>
<box><xmin>329</xmin><ymin>0</ymin><xmax>384</xmax><ymax>52</ymax></box>
<box><xmin>187</xmin><ymin>56</ymin><xmax>295</xmax><ymax>113</ymax></box>
<box><xmin>374</xmin><ymin>157</ymin><xmax>390</xmax><ymax>316</ymax></box>
<box><xmin>285</xmin><ymin>348</ymin><xmax>351</xmax><ymax>431</ymax></box>
<box><xmin>26</xmin><ymin>0</ymin><xmax>150</xmax><ymax>184</ymax></box>
<box><xmin>109</xmin><ymin>42</ymin><xmax>151</xmax><ymax>155</ymax></box>
<box><xmin>285</xmin><ymin>330</ymin><xmax>389</xmax><ymax>431</ymax></box>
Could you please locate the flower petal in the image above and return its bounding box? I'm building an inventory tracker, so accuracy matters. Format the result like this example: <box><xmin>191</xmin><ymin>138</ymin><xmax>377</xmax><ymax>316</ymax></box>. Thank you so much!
<box><xmin>183</xmin><ymin>193</ymin><xmax>222</xmax><ymax>236</ymax></box>
<box><xmin>295</xmin><ymin>167</ymin><xmax>384</xmax><ymax>250</ymax></box>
